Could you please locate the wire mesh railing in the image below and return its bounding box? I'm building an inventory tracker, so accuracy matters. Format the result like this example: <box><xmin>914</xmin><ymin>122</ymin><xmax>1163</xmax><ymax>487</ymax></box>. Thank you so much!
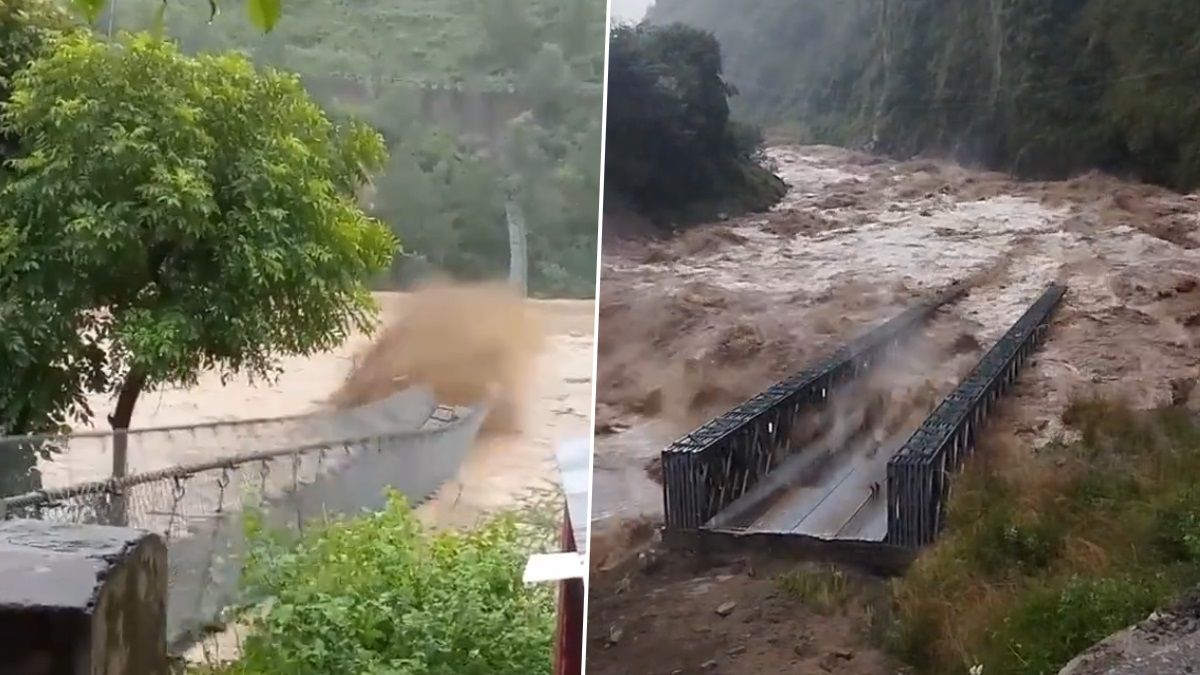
<box><xmin>0</xmin><ymin>386</ymin><xmax>487</xmax><ymax>651</ymax></box>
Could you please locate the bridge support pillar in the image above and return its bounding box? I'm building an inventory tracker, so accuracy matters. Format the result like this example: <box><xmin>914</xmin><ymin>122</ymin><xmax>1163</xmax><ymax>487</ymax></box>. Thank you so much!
<box><xmin>0</xmin><ymin>520</ymin><xmax>168</xmax><ymax>674</ymax></box>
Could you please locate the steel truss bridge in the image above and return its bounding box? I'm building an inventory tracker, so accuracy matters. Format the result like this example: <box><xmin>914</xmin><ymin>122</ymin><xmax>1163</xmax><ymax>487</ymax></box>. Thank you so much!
<box><xmin>660</xmin><ymin>282</ymin><xmax>1066</xmax><ymax>570</ymax></box>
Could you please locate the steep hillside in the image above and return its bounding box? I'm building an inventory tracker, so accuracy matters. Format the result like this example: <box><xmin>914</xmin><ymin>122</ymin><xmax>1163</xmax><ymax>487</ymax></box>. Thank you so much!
<box><xmin>107</xmin><ymin>0</ymin><xmax>606</xmax><ymax>88</ymax></box>
<box><xmin>95</xmin><ymin>0</ymin><xmax>606</xmax><ymax>297</ymax></box>
<box><xmin>647</xmin><ymin>0</ymin><xmax>1200</xmax><ymax>190</ymax></box>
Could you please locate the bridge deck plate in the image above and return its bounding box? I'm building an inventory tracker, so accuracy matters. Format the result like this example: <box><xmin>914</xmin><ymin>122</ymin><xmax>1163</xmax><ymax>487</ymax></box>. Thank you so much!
<box><xmin>706</xmin><ymin>430</ymin><xmax>911</xmax><ymax>542</ymax></box>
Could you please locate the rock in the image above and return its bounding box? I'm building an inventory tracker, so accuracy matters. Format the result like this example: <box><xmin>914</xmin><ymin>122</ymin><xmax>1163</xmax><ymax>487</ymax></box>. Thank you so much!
<box><xmin>637</xmin><ymin>551</ymin><xmax>662</xmax><ymax>574</ymax></box>
<box><xmin>1171</xmin><ymin>378</ymin><xmax>1197</xmax><ymax>407</ymax></box>
<box><xmin>715</xmin><ymin>601</ymin><xmax>738</xmax><ymax>617</ymax></box>
<box><xmin>701</xmin><ymin>660</ymin><xmax>719</xmax><ymax>670</ymax></box>
<box><xmin>728</xmin><ymin>645</ymin><xmax>747</xmax><ymax>657</ymax></box>
<box><xmin>0</xmin><ymin>520</ymin><xmax>168</xmax><ymax>674</ymax></box>
<box><xmin>1060</xmin><ymin>589</ymin><xmax>1200</xmax><ymax>674</ymax></box>
<box><xmin>1177</xmin><ymin>278</ymin><xmax>1198</xmax><ymax>294</ymax></box>
<box><xmin>615</xmin><ymin>575</ymin><xmax>632</xmax><ymax>594</ymax></box>
<box><xmin>607</xmin><ymin>624</ymin><xmax>623</xmax><ymax>646</ymax></box>
<box><xmin>594</xmin><ymin>419</ymin><xmax>630</xmax><ymax>435</ymax></box>
<box><xmin>819</xmin><ymin>650</ymin><xmax>855</xmax><ymax>671</ymax></box>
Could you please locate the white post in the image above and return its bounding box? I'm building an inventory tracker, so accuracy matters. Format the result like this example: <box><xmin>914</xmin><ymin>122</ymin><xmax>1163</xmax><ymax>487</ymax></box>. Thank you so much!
<box><xmin>505</xmin><ymin>195</ymin><xmax>528</xmax><ymax>297</ymax></box>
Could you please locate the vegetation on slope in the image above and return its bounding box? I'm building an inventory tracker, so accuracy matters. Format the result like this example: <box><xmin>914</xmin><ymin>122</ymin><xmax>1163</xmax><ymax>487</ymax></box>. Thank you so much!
<box><xmin>605</xmin><ymin>22</ymin><xmax>785</xmax><ymax>228</ymax></box>
<box><xmin>648</xmin><ymin>0</ymin><xmax>1200</xmax><ymax>190</ymax></box>
<box><xmin>104</xmin><ymin>0</ymin><xmax>605</xmax><ymax>88</ymax></box>
<box><xmin>890</xmin><ymin>400</ymin><xmax>1200</xmax><ymax>675</ymax></box>
<box><xmin>103</xmin><ymin>0</ymin><xmax>605</xmax><ymax>296</ymax></box>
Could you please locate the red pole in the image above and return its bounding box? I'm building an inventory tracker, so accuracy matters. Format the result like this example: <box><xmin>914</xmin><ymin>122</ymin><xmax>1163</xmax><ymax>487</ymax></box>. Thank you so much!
<box><xmin>553</xmin><ymin>505</ymin><xmax>584</xmax><ymax>675</ymax></box>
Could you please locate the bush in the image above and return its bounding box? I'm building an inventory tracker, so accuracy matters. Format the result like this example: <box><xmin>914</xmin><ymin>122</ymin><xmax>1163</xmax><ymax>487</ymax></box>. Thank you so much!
<box><xmin>209</xmin><ymin>492</ymin><xmax>556</xmax><ymax>675</ymax></box>
<box><xmin>983</xmin><ymin>575</ymin><xmax>1169</xmax><ymax>675</ymax></box>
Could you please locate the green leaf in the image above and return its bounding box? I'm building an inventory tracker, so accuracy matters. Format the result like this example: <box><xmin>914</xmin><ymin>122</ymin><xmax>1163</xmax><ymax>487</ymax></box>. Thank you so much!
<box><xmin>247</xmin><ymin>0</ymin><xmax>282</xmax><ymax>32</ymax></box>
<box><xmin>71</xmin><ymin>0</ymin><xmax>107</xmax><ymax>23</ymax></box>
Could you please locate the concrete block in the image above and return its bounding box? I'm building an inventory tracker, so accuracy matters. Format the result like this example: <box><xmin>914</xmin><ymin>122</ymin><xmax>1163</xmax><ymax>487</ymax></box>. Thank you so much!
<box><xmin>0</xmin><ymin>520</ymin><xmax>167</xmax><ymax>675</ymax></box>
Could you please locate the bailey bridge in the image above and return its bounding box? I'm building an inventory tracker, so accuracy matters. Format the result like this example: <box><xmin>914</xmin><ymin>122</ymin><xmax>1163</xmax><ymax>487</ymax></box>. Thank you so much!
<box><xmin>660</xmin><ymin>282</ymin><xmax>1066</xmax><ymax>571</ymax></box>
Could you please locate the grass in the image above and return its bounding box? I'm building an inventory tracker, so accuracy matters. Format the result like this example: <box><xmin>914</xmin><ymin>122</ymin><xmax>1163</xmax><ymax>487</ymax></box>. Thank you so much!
<box><xmin>888</xmin><ymin>397</ymin><xmax>1200</xmax><ymax>675</ymax></box>
<box><xmin>778</xmin><ymin>564</ymin><xmax>854</xmax><ymax>614</ymax></box>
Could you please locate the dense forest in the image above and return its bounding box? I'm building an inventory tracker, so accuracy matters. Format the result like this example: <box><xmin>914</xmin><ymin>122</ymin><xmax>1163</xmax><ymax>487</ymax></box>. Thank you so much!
<box><xmin>648</xmin><ymin>0</ymin><xmax>1200</xmax><ymax>190</ymax></box>
<box><xmin>605</xmin><ymin>22</ymin><xmax>785</xmax><ymax>227</ymax></box>
<box><xmin>104</xmin><ymin>0</ymin><xmax>606</xmax><ymax>296</ymax></box>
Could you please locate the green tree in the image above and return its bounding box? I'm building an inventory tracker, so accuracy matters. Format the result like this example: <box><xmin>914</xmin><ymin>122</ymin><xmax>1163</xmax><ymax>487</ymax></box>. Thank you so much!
<box><xmin>0</xmin><ymin>0</ymin><xmax>77</xmax><ymax>169</ymax></box>
<box><xmin>372</xmin><ymin>133</ymin><xmax>508</xmax><ymax>282</ymax></box>
<box><xmin>605</xmin><ymin>22</ymin><xmax>785</xmax><ymax>225</ymax></box>
<box><xmin>0</xmin><ymin>33</ymin><xmax>394</xmax><ymax>440</ymax></box>
<box><xmin>477</xmin><ymin>0</ymin><xmax>538</xmax><ymax>72</ymax></box>
<box><xmin>72</xmin><ymin>0</ymin><xmax>282</xmax><ymax>31</ymax></box>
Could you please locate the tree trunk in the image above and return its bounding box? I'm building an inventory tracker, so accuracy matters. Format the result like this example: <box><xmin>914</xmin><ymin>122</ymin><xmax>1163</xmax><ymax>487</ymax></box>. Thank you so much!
<box><xmin>107</xmin><ymin>368</ymin><xmax>146</xmax><ymax>526</ymax></box>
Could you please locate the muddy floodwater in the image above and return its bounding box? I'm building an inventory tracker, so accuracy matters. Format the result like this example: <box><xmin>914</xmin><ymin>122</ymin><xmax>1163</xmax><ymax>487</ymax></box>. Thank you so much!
<box><xmin>592</xmin><ymin>144</ymin><xmax>1200</xmax><ymax>567</ymax></box>
<box><xmin>31</xmin><ymin>292</ymin><xmax>595</xmax><ymax>529</ymax></box>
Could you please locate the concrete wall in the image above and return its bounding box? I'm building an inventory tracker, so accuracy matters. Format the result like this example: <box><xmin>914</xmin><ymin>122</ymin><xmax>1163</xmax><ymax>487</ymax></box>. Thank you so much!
<box><xmin>0</xmin><ymin>521</ymin><xmax>167</xmax><ymax>675</ymax></box>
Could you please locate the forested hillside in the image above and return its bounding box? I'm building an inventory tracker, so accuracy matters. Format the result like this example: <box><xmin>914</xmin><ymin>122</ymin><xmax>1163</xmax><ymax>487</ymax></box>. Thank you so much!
<box><xmin>102</xmin><ymin>0</ymin><xmax>605</xmax><ymax>296</ymax></box>
<box><xmin>648</xmin><ymin>0</ymin><xmax>1200</xmax><ymax>190</ymax></box>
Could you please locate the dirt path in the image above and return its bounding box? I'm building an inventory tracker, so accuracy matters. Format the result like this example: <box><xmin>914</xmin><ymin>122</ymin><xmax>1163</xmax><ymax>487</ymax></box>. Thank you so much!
<box><xmin>588</xmin><ymin>552</ymin><xmax>893</xmax><ymax>675</ymax></box>
<box><xmin>589</xmin><ymin>144</ymin><xmax>1200</xmax><ymax>673</ymax></box>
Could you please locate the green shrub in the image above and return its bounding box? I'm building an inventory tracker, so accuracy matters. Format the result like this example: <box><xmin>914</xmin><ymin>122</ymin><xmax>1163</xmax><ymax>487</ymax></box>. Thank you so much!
<box><xmin>981</xmin><ymin>575</ymin><xmax>1169</xmax><ymax>675</ymax></box>
<box><xmin>967</xmin><ymin>511</ymin><xmax>1064</xmax><ymax>576</ymax></box>
<box><xmin>211</xmin><ymin>492</ymin><xmax>556</xmax><ymax>675</ymax></box>
<box><xmin>1151</xmin><ymin>488</ymin><xmax>1200</xmax><ymax>563</ymax></box>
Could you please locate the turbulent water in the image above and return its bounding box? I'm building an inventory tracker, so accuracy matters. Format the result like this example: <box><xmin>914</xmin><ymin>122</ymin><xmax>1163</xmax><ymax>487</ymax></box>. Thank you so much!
<box><xmin>591</xmin><ymin>144</ymin><xmax>1200</xmax><ymax>565</ymax></box>
<box><xmin>19</xmin><ymin>293</ymin><xmax>595</xmax><ymax>528</ymax></box>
